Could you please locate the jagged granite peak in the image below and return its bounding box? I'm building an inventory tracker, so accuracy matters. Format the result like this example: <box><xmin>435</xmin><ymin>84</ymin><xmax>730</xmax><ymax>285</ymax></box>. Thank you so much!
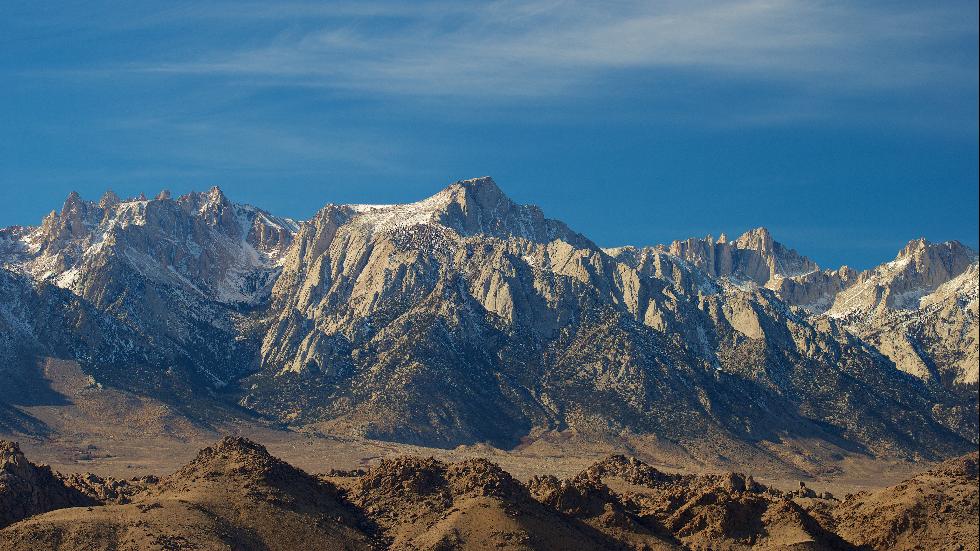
<box><xmin>48</xmin><ymin>190</ymin><xmax>93</xmax><ymax>244</ymax></box>
<box><xmin>338</xmin><ymin>176</ymin><xmax>594</xmax><ymax>248</ymax></box>
<box><xmin>665</xmin><ymin>226</ymin><xmax>820</xmax><ymax>286</ymax></box>
<box><xmin>259</xmin><ymin>177</ymin><xmax>620</xmax><ymax>382</ymax></box>
<box><xmin>4</xmin><ymin>187</ymin><xmax>299</xmax><ymax>302</ymax></box>
<box><xmin>432</xmin><ymin>176</ymin><xmax>567</xmax><ymax>240</ymax></box>
<box><xmin>1</xmin><ymin>178</ymin><xmax>977</xmax><ymax>463</ymax></box>
<box><xmin>97</xmin><ymin>189</ymin><xmax>120</xmax><ymax>209</ymax></box>
<box><xmin>0</xmin><ymin>187</ymin><xmax>302</xmax><ymax>394</ymax></box>
<box><xmin>829</xmin><ymin>238</ymin><xmax>977</xmax><ymax>317</ymax></box>
<box><xmin>60</xmin><ymin>191</ymin><xmax>83</xmax><ymax>213</ymax></box>
<box><xmin>734</xmin><ymin>225</ymin><xmax>775</xmax><ymax>249</ymax></box>
<box><xmin>825</xmin><ymin>240</ymin><xmax>979</xmax><ymax>386</ymax></box>
<box><xmin>182</xmin><ymin>185</ymin><xmax>230</xmax><ymax>209</ymax></box>
<box><xmin>897</xmin><ymin>236</ymin><xmax>961</xmax><ymax>260</ymax></box>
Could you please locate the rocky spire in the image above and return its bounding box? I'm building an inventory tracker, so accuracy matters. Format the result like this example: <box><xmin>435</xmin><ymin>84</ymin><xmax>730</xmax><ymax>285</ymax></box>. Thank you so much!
<box><xmin>98</xmin><ymin>190</ymin><xmax>121</xmax><ymax>209</ymax></box>
<box><xmin>61</xmin><ymin>191</ymin><xmax>83</xmax><ymax>216</ymax></box>
<box><xmin>54</xmin><ymin>191</ymin><xmax>91</xmax><ymax>240</ymax></box>
<box><xmin>734</xmin><ymin>227</ymin><xmax>775</xmax><ymax>255</ymax></box>
<box><xmin>206</xmin><ymin>185</ymin><xmax>229</xmax><ymax>207</ymax></box>
<box><xmin>666</xmin><ymin>226</ymin><xmax>818</xmax><ymax>284</ymax></box>
<box><xmin>895</xmin><ymin>237</ymin><xmax>952</xmax><ymax>260</ymax></box>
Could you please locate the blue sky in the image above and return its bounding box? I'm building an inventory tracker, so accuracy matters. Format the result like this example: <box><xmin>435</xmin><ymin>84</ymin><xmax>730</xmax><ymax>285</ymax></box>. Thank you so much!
<box><xmin>1</xmin><ymin>0</ymin><xmax>977</xmax><ymax>269</ymax></box>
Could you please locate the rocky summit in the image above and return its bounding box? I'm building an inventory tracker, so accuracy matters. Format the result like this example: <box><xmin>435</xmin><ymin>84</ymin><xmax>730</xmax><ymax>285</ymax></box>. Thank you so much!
<box><xmin>0</xmin><ymin>178</ymin><xmax>977</xmax><ymax>467</ymax></box>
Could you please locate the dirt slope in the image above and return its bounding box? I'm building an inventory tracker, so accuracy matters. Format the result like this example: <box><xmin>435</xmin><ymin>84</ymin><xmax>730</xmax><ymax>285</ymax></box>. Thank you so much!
<box><xmin>2</xmin><ymin>438</ymin><xmax>977</xmax><ymax>550</ymax></box>
<box><xmin>1</xmin><ymin>437</ymin><xmax>374</xmax><ymax>551</ymax></box>
<box><xmin>340</xmin><ymin>456</ymin><xmax>627</xmax><ymax>550</ymax></box>
<box><xmin>833</xmin><ymin>451</ymin><xmax>979</xmax><ymax>551</ymax></box>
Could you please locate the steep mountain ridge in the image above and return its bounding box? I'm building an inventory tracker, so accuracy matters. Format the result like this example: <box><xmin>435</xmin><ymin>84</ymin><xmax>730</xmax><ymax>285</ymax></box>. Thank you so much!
<box><xmin>243</xmin><ymin>178</ymin><xmax>977</xmax><ymax>456</ymax></box>
<box><xmin>3</xmin><ymin>186</ymin><xmax>297</xmax><ymax>305</ymax></box>
<box><xmin>347</xmin><ymin>177</ymin><xmax>593</xmax><ymax>246</ymax></box>
<box><xmin>828</xmin><ymin>238</ymin><xmax>977</xmax><ymax>318</ymax></box>
<box><xmin>0</xmin><ymin>187</ymin><xmax>299</xmax><ymax>395</ymax></box>
<box><xmin>0</xmin><ymin>178</ymin><xmax>976</xmax><ymax>467</ymax></box>
<box><xmin>608</xmin><ymin>226</ymin><xmax>978</xmax><ymax>389</ymax></box>
<box><xmin>825</xmin><ymin>240</ymin><xmax>979</xmax><ymax>386</ymax></box>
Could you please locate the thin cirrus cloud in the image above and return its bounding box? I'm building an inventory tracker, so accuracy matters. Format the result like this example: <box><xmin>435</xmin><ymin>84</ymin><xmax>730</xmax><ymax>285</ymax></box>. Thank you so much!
<box><xmin>1</xmin><ymin>0</ymin><xmax>976</xmax><ymax>266</ymax></box>
<box><xmin>131</xmin><ymin>0</ymin><xmax>977</xmax><ymax>103</ymax></box>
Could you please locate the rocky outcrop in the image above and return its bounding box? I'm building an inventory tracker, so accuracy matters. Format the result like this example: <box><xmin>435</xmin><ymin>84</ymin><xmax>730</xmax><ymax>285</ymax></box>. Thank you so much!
<box><xmin>662</xmin><ymin>227</ymin><xmax>819</xmax><ymax>286</ymax></box>
<box><xmin>347</xmin><ymin>452</ymin><xmax>618</xmax><ymax>549</ymax></box>
<box><xmin>833</xmin><ymin>451</ymin><xmax>979</xmax><ymax>551</ymax></box>
<box><xmin>1</xmin><ymin>438</ymin><xmax>977</xmax><ymax>550</ymax></box>
<box><xmin>58</xmin><ymin>472</ymin><xmax>154</xmax><ymax>505</ymax></box>
<box><xmin>1</xmin><ymin>437</ymin><xmax>374</xmax><ymax>551</ymax></box>
<box><xmin>0</xmin><ymin>441</ymin><xmax>95</xmax><ymax>529</ymax></box>
<box><xmin>581</xmin><ymin>454</ymin><xmax>681</xmax><ymax>488</ymax></box>
<box><xmin>1</xmin><ymin>438</ymin><xmax>156</xmax><ymax>530</ymax></box>
<box><xmin>532</xmin><ymin>454</ymin><xmax>858</xmax><ymax>549</ymax></box>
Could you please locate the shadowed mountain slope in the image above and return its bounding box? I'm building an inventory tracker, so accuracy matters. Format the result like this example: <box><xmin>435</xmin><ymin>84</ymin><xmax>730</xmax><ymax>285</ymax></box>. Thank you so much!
<box><xmin>1</xmin><ymin>178</ymin><xmax>976</xmax><ymax>469</ymax></box>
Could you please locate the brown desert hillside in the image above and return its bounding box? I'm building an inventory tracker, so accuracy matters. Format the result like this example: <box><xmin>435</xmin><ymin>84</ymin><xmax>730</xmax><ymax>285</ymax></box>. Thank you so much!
<box><xmin>833</xmin><ymin>451</ymin><xmax>979</xmax><ymax>551</ymax></box>
<box><xmin>2</xmin><ymin>437</ymin><xmax>977</xmax><ymax>550</ymax></box>
<box><xmin>1</xmin><ymin>437</ymin><xmax>375</xmax><ymax>550</ymax></box>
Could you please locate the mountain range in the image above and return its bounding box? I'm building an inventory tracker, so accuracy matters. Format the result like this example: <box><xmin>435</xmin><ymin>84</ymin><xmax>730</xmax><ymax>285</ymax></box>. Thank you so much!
<box><xmin>1</xmin><ymin>177</ymin><xmax>976</xmax><ymax>466</ymax></box>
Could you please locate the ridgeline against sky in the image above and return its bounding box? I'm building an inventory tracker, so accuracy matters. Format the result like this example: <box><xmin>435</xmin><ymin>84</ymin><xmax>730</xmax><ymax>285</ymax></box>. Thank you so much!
<box><xmin>1</xmin><ymin>0</ymin><xmax>977</xmax><ymax>269</ymax></box>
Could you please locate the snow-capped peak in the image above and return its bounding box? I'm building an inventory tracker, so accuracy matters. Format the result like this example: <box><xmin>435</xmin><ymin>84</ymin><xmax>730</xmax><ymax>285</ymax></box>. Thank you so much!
<box><xmin>1</xmin><ymin>188</ymin><xmax>301</xmax><ymax>306</ymax></box>
<box><xmin>339</xmin><ymin>176</ymin><xmax>590</xmax><ymax>246</ymax></box>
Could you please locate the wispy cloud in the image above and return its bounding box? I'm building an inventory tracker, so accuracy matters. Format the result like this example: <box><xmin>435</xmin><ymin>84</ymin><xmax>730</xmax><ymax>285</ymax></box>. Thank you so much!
<box><xmin>9</xmin><ymin>0</ymin><xmax>974</xmax><ymax>130</ymax></box>
<box><xmin>128</xmin><ymin>0</ymin><xmax>976</xmax><ymax>101</ymax></box>
<box><xmin>95</xmin><ymin>115</ymin><xmax>409</xmax><ymax>174</ymax></box>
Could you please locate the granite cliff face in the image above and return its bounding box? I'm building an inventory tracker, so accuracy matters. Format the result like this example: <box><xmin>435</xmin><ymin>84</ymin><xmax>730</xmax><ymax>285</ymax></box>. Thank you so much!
<box><xmin>1</xmin><ymin>178</ymin><xmax>976</xmax><ymax>462</ymax></box>
<box><xmin>0</xmin><ymin>187</ymin><xmax>298</xmax><ymax>394</ymax></box>
<box><xmin>827</xmin><ymin>241</ymin><xmax>978</xmax><ymax>387</ymax></box>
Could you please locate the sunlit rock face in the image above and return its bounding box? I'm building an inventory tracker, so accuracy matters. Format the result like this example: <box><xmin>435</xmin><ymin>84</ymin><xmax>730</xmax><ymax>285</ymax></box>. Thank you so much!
<box><xmin>1</xmin><ymin>177</ymin><xmax>976</xmax><ymax>456</ymax></box>
<box><xmin>0</xmin><ymin>187</ymin><xmax>299</xmax><ymax>389</ymax></box>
